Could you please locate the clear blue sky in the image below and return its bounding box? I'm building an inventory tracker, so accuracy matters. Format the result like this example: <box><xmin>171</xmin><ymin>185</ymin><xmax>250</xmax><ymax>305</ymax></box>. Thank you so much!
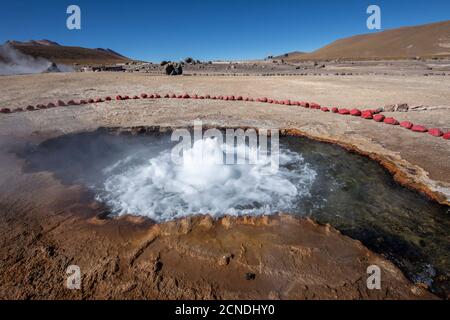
<box><xmin>1</xmin><ymin>0</ymin><xmax>449</xmax><ymax>61</ymax></box>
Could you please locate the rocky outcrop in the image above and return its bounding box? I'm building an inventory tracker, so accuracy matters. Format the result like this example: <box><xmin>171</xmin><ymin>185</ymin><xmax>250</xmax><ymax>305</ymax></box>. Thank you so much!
<box><xmin>165</xmin><ymin>63</ymin><xmax>183</xmax><ymax>76</ymax></box>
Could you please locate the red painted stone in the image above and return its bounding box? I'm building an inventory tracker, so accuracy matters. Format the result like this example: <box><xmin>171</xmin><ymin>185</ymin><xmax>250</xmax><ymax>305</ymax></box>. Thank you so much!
<box><xmin>338</xmin><ymin>109</ymin><xmax>350</xmax><ymax>115</ymax></box>
<box><xmin>411</xmin><ymin>125</ymin><xmax>428</xmax><ymax>133</ymax></box>
<box><xmin>321</xmin><ymin>107</ymin><xmax>330</xmax><ymax>112</ymax></box>
<box><xmin>0</xmin><ymin>108</ymin><xmax>11</xmax><ymax>114</ymax></box>
<box><xmin>384</xmin><ymin>117</ymin><xmax>399</xmax><ymax>125</ymax></box>
<box><xmin>400</xmin><ymin>121</ymin><xmax>413</xmax><ymax>129</ymax></box>
<box><xmin>443</xmin><ymin>132</ymin><xmax>450</xmax><ymax>140</ymax></box>
<box><xmin>205</xmin><ymin>95</ymin><xmax>211</xmax><ymax>99</ymax></box>
<box><xmin>236</xmin><ymin>96</ymin><xmax>243</xmax><ymax>101</ymax></box>
<box><xmin>350</xmin><ymin>109</ymin><xmax>362</xmax><ymax>116</ymax></box>
<box><xmin>428</xmin><ymin>128</ymin><xmax>444</xmax><ymax>137</ymax></box>
<box><xmin>116</xmin><ymin>95</ymin><xmax>123</xmax><ymax>100</ymax></box>
<box><xmin>361</xmin><ymin>111</ymin><xmax>373</xmax><ymax>119</ymax></box>
<box><xmin>95</xmin><ymin>98</ymin><xmax>103</xmax><ymax>103</ymax></box>
<box><xmin>331</xmin><ymin>107</ymin><xmax>338</xmax><ymax>113</ymax></box>
<box><xmin>373</xmin><ymin>114</ymin><xmax>385</xmax><ymax>122</ymax></box>
<box><xmin>140</xmin><ymin>93</ymin><xmax>148</xmax><ymax>98</ymax></box>
<box><xmin>105</xmin><ymin>96</ymin><xmax>112</xmax><ymax>101</ymax></box>
<box><xmin>88</xmin><ymin>99</ymin><xmax>95</xmax><ymax>103</ymax></box>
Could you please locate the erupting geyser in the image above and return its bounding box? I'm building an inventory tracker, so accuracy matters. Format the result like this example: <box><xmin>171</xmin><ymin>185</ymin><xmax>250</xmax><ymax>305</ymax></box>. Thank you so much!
<box><xmin>98</xmin><ymin>137</ymin><xmax>316</xmax><ymax>221</ymax></box>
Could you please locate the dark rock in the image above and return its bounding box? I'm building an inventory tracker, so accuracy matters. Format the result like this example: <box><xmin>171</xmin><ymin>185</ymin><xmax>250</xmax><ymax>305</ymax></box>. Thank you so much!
<box><xmin>245</xmin><ymin>273</ymin><xmax>256</xmax><ymax>281</ymax></box>
<box><xmin>165</xmin><ymin>63</ymin><xmax>183</xmax><ymax>76</ymax></box>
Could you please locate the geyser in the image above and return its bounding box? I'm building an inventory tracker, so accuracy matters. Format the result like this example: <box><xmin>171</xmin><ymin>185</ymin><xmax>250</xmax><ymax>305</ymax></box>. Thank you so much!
<box><xmin>98</xmin><ymin>137</ymin><xmax>316</xmax><ymax>221</ymax></box>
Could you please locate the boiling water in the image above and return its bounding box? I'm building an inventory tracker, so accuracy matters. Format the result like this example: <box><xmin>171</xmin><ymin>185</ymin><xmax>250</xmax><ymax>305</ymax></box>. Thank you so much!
<box><xmin>99</xmin><ymin>137</ymin><xmax>316</xmax><ymax>221</ymax></box>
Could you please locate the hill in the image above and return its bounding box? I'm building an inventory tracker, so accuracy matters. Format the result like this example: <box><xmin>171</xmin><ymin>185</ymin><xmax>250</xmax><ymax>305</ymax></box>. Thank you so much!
<box><xmin>284</xmin><ymin>20</ymin><xmax>450</xmax><ymax>61</ymax></box>
<box><xmin>5</xmin><ymin>40</ymin><xmax>131</xmax><ymax>65</ymax></box>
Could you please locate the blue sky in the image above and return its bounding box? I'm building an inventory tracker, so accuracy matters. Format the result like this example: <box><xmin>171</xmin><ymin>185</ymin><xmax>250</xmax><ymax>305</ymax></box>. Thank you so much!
<box><xmin>1</xmin><ymin>0</ymin><xmax>449</xmax><ymax>61</ymax></box>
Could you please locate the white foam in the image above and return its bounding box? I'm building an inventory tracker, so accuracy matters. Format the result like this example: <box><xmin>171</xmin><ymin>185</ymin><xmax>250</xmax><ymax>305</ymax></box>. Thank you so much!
<box><xmin>97</xmin><ymin>138</ymin><xmax>316</xmax><ymax>222</ymax></box>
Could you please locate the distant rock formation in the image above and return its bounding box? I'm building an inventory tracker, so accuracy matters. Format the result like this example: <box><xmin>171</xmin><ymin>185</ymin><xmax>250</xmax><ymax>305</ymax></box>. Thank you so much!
<box><xmin>165</xmin><ymin>63</ymin><xmax>183</xmax><ymax>76</ymax></box>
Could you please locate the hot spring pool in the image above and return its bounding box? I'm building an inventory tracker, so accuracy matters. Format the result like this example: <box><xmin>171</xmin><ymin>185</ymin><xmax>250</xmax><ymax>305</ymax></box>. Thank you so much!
<box><xmin>21</xmin><ymin>128</ymin><xmax>449</xmax><ymax>296</ymax></box>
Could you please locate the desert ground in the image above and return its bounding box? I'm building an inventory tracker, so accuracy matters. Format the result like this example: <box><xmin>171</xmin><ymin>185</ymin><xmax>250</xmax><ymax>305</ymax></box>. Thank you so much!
<box><xmin>0</xmin><ymin>66</ymin><xmax>449</xmax><ymax>299</ymax></box>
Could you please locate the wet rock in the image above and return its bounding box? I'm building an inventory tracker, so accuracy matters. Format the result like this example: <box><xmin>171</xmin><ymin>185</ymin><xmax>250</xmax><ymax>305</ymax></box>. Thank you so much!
<box><xmin>245</xmin><ymin>272</ymin><xmax>256</xmax><ymax>281</ymax></box>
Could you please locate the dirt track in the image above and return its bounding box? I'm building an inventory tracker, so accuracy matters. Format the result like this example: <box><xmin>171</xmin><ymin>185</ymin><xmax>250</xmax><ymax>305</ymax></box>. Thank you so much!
<box><xmin>0</xmin><ymin>72</ymin><xmax>449</xmax><ymax>299</ymax></box>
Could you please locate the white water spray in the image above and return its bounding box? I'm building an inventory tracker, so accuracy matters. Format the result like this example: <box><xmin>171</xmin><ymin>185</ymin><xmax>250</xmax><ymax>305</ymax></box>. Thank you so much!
<box><xmin>97</xmin><ymin>138</ymin><xmax>316</xmax><ymax>222</ymax></box>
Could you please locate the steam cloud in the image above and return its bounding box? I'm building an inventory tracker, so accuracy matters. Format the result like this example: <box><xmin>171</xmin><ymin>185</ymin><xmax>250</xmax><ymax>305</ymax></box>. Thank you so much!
<box><xmin>0</xmin><ymin>43</ymin><xmax>72</xmax><ymax>75</ymax></box>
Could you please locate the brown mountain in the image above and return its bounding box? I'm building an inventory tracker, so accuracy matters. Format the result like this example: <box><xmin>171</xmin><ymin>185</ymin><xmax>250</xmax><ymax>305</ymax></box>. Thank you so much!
<box><xmin>5</xmin><ymin>40</ymin><xmax>131</xmax><ymax>65</ymax></box>
<box><xmin>284</xmin><ymin>20</ymin><xmax>450</xmax><ymax>61</ymax></box>
<box><xmin>273</xmin><ymin>51</ymin><xmax>306</xmax><ymax>59</ymax></box>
